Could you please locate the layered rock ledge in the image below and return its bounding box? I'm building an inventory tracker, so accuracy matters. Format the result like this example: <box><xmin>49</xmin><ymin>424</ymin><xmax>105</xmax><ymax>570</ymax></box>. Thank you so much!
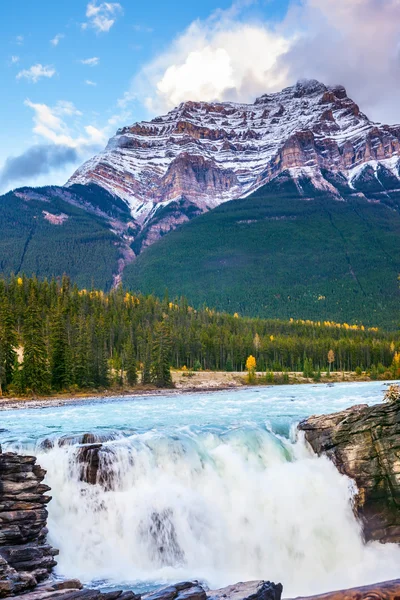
<box><xmin>298</xmin><ymin>395</ymin><xmax>400</xmax><ymax>543</ymax></box>
<box><xmin>0</xmin><ymin>447</ymin><xmax>58</xmax><ymax>596</ymax></box>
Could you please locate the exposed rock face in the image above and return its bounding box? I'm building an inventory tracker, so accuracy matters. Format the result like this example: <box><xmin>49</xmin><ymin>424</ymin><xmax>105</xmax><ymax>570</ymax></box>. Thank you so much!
<box><xmin>207</xmin><ymin>581</ymin><xmax>282</xmax><ymax>600</ymax></box>
<box><xmin>68</xmin><ymin>79</ymin><xmax>400</xmax><ymax>226</ymax></box>
<box><xmin>298</xmin><ymin>398</ymin><xmax>400</xmax><ymax>543</ymax></box>
<box><xmin>0</xmin><ymin>447</ymin><xmax>58</xmax><ymax>596</ymax></box>
<box><xmin>289</xmin><ymin>578</ymin><xmax>400</xmax><ymax>600</ymax></box>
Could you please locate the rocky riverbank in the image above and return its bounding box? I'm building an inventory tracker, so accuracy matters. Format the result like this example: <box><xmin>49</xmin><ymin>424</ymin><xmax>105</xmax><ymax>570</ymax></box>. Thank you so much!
<box><xmin>298</xmin><ymin>388</ymin><xmax>400</xmax><ymax>543</ymax></box>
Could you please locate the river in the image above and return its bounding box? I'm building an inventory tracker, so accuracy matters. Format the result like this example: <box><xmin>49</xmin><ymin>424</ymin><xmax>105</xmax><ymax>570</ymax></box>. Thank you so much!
<box><xmin>1</xmin><ymin>381</ymin><xmax>399</xmax><ymax>596</ymax></box>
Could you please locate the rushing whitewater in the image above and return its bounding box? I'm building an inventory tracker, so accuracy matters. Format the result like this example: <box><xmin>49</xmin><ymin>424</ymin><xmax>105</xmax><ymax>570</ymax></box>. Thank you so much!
<box><xmin>1</xmin><ymin>382</ymin><xmax>400</xmax><ymax>596</ymax></box>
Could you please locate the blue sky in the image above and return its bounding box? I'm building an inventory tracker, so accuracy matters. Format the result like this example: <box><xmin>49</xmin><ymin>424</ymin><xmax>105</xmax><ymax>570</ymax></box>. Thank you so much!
<box><xmin>1</xmin><ymin>0</ymin><xmax>400</xmax><ymax>192</ymax></box>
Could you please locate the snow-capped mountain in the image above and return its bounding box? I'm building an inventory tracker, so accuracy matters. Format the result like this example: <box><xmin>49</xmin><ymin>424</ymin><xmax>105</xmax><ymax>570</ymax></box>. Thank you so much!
<box><xmin>68</xmin><ymin>79</ymin><xmax>400</xmax><ymax>211</ymax></box>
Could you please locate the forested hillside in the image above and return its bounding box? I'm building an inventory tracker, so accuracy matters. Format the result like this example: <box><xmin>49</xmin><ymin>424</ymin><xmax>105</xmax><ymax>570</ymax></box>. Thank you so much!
<box><xmin>0</xmin><ymin>184</ymin><xmax>131</xmax><ymax>290</ymax></box>
<box><xmin>124</xmin><ymin>173</ymin><xmax>400</xmax><ymax>329</ymax></box>
<box><xmin>0</xmin><ymin>275</ymin><xmax>398</xmax><ymax>395</ymax></box>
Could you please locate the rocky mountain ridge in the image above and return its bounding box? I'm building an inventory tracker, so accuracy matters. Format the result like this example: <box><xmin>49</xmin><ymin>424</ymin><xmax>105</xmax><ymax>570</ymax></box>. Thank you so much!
<box><xmin>68</xmin><ymin>79</ymin><xmax>400</xmax><ymax>244</ymax></box>
<box><xmin>1</xmin><ymin>79</ymin><xmax>400</xmax><ymax>311</ymax></box>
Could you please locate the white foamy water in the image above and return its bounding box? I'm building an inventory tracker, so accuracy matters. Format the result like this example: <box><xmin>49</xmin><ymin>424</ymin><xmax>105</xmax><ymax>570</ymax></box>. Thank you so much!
<box><xmin>1</xmin><ymin>382</ymin><xmax>399</xmax><ymax>596</ymax></box>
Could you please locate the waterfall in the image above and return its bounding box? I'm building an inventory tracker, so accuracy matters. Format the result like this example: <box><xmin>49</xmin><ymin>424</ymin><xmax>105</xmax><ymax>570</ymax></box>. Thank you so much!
<box><xmin>34</xmin><ymin>425</ymin><xmax>400</xmax><ymax>597</ymax></box>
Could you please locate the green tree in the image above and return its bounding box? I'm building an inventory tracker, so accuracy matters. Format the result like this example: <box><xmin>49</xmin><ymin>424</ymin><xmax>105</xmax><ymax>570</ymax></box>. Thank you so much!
<box><xmin>193</xmin><ymin>359</ymin><xmax>202</xmax><ymax>372</ymax></box>
<box><xmin>74</xmin><ymin>316</ymin><xmax>90</xmax><ymax>387</ymax></box>
<box><xmin>50</xmin><ymin>304</ymin><xmax>71</xmax><ymax>390</ymax></box>
<box><xmin>22</xmin><ymin>292</ymin><xmax>50</xmax><ymax>394</ymax></box>
<box><xmin>151</xmin><ymin>322</ymin><xmax>173</xmax><ymax>388</ymax></box>
<box><xmin>0</xmin><ymin>296</ymin><xmax>17</xmax><ymax>394</ymax></box>
<box><xmin>125</xmin><ymin>341</ymin><xmax>138</xmax><ymax>386</ymax></box>
<box><xmin>225</xmin><ymin>356</ymin><xmax>233</xmax><ymax>372</ymax></box>
<box><xmin>303</xmin><ymin>357</ymin><xmax>314</xmax><ymax>379</ymax></box>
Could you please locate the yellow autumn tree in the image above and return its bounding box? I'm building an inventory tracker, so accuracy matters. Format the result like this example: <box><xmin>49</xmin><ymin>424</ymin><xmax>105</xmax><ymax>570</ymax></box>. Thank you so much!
<box><xmin>327</xmin><ymin>349</ymin><xmax>335</xmax><ymax>373</ymax></box>
<box><xmin>246</xmin><ymin>355</ymin><xmax>257</xmax><ymax>383</ymax></box>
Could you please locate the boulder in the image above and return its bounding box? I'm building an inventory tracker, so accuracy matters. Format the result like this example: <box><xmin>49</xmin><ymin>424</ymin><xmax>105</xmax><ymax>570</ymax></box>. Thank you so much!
<box><xmin>298</xmin><ymin>397</ymin><xmax>400</xmax><ymax>543</ymax></box>
<box><xmin>144</xmin><ymin>582</ymin><xmax>206</xmax><ymax>600</ymax></box>
<box><xmin>207</xmin><ymin>581</ymin><xmax>282</xmax><ymax>600</ymax></box>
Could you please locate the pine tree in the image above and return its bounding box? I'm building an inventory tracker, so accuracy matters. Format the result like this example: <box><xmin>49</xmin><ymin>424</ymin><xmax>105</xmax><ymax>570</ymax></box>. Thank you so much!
<box><xmin>226</xmin><ymin>356</ymin><xmax>233</xmax><ymax>372</ymax></box>
<box><xmin>0</xmin><ymin>296</ymin><xmax>17</xmax><ymax>393</ymax></box>
<box><xmin>50</xmin><ymin>304</ymin><xmax>71</xmax><ymax>391</ymax></box>
<box><xmin>125</xmin><ymin>341</ymin><xmax>137</xmax><ymax>386</ymax></box>
<box><xmin>151</xmin><ymin>322</ymin><xmax>173</xmax><ymax>388</ymax></box>
<box><xmin>74</xmin><ymin>316</ymin><xmax>90</xmax><ymax>387</ymax></box>
<box><xmin>11</xmin><ymin>355</ymin><xmax>24</xmax><ymax>395</ymax></box>
<box><xmin>22</xmin><ymin>292</ymin><xmax>50</xmax><ymax>394</ymax></box>
<box><xmin>90</xmin><ymin>325</ymin><xmax>109</xmax><ymax>388</ymax></box>
<box><xmin>141</xmin><ymin>346</ymin><xmax>152</xmax><ymax>385</ymax></box>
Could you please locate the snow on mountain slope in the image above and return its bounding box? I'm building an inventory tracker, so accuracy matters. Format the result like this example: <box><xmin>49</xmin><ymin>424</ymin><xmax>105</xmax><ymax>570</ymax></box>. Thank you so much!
<box><xmin>67</xmin><ymin>79</ymin><xmax>400</xmax><ymax>231</ymax></box>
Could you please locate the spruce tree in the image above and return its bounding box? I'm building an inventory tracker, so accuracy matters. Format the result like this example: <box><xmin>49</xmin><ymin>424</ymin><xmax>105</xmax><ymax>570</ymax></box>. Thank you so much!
<box><xmin>125</xmin><ymin>341</ymin><xmax>138</xmax><ymax>386</ymax></box>
<box><xmin>141</xmin><ymin>348</ymin><xmax>152</xmax><ymax>385</ymax></box>
<box><xmin>0</xmin><ymin>296</ymin><xmax>17</xmax><ymax>393</ymax></box>
<box><xmin>151</xmin><ymin>322</ymin><xmax>173</xmax><ymax>388</ymax></box>
<box><xmin>22</xmin><ymin>292</ymin><xmax>50</xmax><ymax>394</ymax></box>
<box><xmin>90</xmin><ymin>325</ymin><xmax>109</xmax><ymax>388</ymax></box>
<box><xmin>50</xmin><ymin>304</ymin><xmax>71</xmax><ymax>391</ymax></box>
<box><xmin>74</xmin><ymin>316</ymin><xmax>90</xmax><ymax>387</ymax></box>
<box><xmin>11</xmin><ymin>355</ymin><xmax>24</xmax><ymax>395</ymax></box>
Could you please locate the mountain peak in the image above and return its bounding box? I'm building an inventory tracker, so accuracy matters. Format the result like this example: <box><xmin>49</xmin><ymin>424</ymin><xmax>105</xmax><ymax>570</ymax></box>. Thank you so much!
<box><xmin>67</xmin><ymin>80</ymin><xmax>400</xmax><ymax>231</ymax></box>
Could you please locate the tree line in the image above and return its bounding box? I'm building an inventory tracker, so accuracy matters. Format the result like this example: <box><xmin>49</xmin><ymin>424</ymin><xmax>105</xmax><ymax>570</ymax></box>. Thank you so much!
<box><xmin>0</xmin><ymin>275</ymin><xmax>399</xmax><ymax>395</ymax></box>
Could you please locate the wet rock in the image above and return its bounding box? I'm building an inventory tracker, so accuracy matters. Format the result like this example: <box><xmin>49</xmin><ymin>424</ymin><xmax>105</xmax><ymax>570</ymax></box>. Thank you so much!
<box><xmin>0</xmin><ymin>555</ymin><xmax>36</xmax><ymax>597</ymax></box>
<box><xmin>140</xmin><ymin>509</ymin><xmax>185</xmax><ymax>566</ymax></box>
<box><xmin>207</xmin><ymin>581</ymin><xmax>282</xmax><ymax>600</ymax></box>
<box><xmin>287</xmin><ymin>578</ymin><xmax>400</xmax><ymax>600</ymax></box>
<box><xmin>74</xmin><ymin>444</ymin><xmax>117</xmax><ymax>489</ymax></box>
<box><xmin>0</xmin><ymin>448</ymin><xmax>58</xmax><ymax>595</ymax></box>
<box><xmin>144</xmin><ymin>582</ymin><xmax>206</xmax><ymax>600</ymax></box>
<box><xmin>40</xmin><ymin>431</ymin><xmax>135</xmax><ymax>450</ymax></box>
<box><xmin>298</xmin><ymin>397</ymin><xmax>400</xmax><ymax>543</ymax></box>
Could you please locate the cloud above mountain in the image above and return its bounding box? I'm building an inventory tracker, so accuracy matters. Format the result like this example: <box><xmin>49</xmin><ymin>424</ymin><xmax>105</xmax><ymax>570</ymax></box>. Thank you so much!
<box><xmin>130</xmin><ymin>0</ymin><xmax>400</xmax><ymax>124</ymax></box>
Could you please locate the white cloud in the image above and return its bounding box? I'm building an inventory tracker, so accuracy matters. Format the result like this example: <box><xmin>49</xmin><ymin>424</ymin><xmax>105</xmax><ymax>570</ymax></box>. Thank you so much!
<box><xmin>80</xmin><ymin>57</ymin><xmax>100</xmax><ymax>66</ymax></box>
<box><xmin>82</xmin><ymin>1</ymin><xmax>123</xmax><ymax>33</ymax></box>
<box><xmin>11</xmin><ymin>55</ymin><xmax>20</xmax><ymax>64</ymax></box>
<box><xmin>125</xmin><ymin>0</ymin><xmax>400</xmax><ymax>124</ymax></box>
<box><xmin>279</xmin><ymin>0</ymin><xmax>400</xmax><ymax>124</ymax></box>
<box><xmin>16</xmin><ymin>35</ymin><xmax>24</xmax><ymax>45</ymax></box>
<box><xmin>16</xmin><ymin>64</ymin><xmax>56</xmax><ymax>83</ymax></box>
<box><xmin>131</xmin><ymin>18</ymin><xmax>290</xmax><ymax>114</ymax></box>
<box><xmin>85</xmin><ymin>79</ymin><xmax>97</xmax><ymax>86</ymax></box>
<box><xmin>24</xmin><ymin>99</ymin><xmax>106</xmax><ymax>151</ymax></box>
<box><xmin>50</xmin><ymin>33</ymin><xmax>65</xmax><ymax>46</ymax></box>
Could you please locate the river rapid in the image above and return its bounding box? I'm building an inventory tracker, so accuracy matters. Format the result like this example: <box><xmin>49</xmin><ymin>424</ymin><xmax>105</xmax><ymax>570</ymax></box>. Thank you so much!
<box><xmin>1</xmin><ymin>381</ymin><xmax>399</xmax><ymax>597</ymax></box>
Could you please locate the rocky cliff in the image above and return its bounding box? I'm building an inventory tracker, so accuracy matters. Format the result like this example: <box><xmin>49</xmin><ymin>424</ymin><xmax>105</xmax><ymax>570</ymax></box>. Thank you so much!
<box><xmin>0</xmin><ymin>447</ymin><xmax>58</xmax><ymax>596</ymax></box>
<box><xmin>298</xmin><ymin>394</ymin><xmax>400</xmax><ymax>543</ymax></box>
